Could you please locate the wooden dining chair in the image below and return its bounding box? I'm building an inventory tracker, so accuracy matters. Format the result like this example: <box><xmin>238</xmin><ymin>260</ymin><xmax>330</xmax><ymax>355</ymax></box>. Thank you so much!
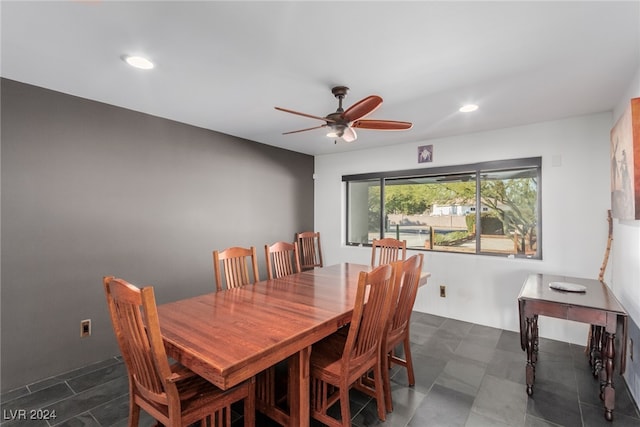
<box><xmin>370</xmin><ymin>237</ymin><xmax>407</xmax><ymax>267</ymax></box>
<box><xmin>309</xmin><ymin>263</ymin><xmax>396</xmax><ymax>426</ymax></box>
<box><xmin>265</xmin><ymin>241</ymin><xmax>301</xmax><ymax>279</ymax></box>
<box><xmin>103</xmin><ymin>276</ymin><xmax>255</xmax><ymax>427</ymax></box>
<box><xmin>213</xmin><ymin>246</ymin><xmax>260</xmax><ymax>291</ymax></box>
<box><xmin>257</xmin><ymin>241</ymin><xmax>302</xmax><ymax>420</ymax></box>
<box><xmin>295</xmin><ymin>231</ymin><xmax>323</xmax><ymax>271</ymax></box>
<box><xmin>381</xmin><ymin>253</ymin><xmax>424</xmax><ymax>412</ymax></box>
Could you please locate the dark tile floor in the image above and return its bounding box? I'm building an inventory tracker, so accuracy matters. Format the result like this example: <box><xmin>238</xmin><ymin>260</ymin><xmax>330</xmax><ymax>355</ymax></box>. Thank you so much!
<box><xmin>1</xmin><ymin>312</ymin><xmax>639</xmax><ymax>427</ymax></box>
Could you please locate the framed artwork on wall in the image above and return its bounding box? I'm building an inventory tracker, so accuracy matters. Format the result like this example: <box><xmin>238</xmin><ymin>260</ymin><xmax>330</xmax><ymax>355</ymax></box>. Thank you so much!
<box><xmin>418</xmin><ymin>144</ymin><xmax>433</xmax><ymax>163</ymax></box>
<box><xmin>611</xmin><ymin>97</ymin><xmax>640</xmax><ymax>220</ymax></box>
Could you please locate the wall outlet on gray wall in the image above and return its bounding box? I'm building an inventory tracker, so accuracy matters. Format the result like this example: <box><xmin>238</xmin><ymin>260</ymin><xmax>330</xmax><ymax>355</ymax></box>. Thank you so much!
<box><xmin>80</xmin><ymin>319</ymin><xmax>91</xmax><ymax>338</ymax></box>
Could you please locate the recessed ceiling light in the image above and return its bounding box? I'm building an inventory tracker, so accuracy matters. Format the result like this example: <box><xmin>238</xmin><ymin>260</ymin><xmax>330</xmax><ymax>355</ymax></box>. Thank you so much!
<box><xmin>459</xmin><ymin>104</ymin><xmax>479</xmax><ymax>113</ymax></box>
<box><xmin>123</xmin><ymin>55</ymin><xmax>154</xmax><ymax>70</ymax></box>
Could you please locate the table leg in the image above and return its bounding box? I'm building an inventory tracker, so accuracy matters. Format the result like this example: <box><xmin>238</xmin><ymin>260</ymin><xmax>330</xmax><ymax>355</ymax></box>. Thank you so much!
<box><xmin>532</xmin><ymin>315</ymin><xmax>539</xmax><ymax>365</ymax></box>
<box><xmin>589</xmin><ymin>325</ymin><xmax>596</xmax><ymax>370</ymax></box>
<box><xmin>602</xmin><ymin>332</ymin><xmax>616</xmax><ymax>421</ymax></box>
<box><xmin>592</xmin><ymin>326</ymin><xmax>604</xmax><ymax>378</ymax></box>
<box><xmin>525</xmin><ymin>316</ymin><xmax>535</xmax><ymax>396</ymax></box>
<box><xmin>288</xmin><ymin>346</ymin><xmax>311</xmax><ymax>427</ymax></box>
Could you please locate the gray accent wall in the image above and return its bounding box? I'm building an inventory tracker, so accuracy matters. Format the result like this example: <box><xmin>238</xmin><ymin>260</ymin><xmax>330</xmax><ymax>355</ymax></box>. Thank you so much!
<box><xmin>0</xmin><ymin>78</ymin><xmax>314</xmax><ymax>392</ymax></box>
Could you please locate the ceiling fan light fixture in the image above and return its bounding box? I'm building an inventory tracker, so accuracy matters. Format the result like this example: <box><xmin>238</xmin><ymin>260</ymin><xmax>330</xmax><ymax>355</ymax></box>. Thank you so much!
<box><xmin>459</xmin><ymin>104</ymin><xmax>479</xmax><ymax>113</ymax></box>
<box><xmin>327</xmin><ymin>124</ymin><xmax>346</xmax><ymax>138</ymax></box>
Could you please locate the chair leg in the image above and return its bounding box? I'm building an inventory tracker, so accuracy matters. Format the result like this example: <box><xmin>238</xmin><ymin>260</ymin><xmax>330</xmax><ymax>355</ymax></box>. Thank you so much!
<box><xmin>403</xmin><ymin>335</ymin><xmax>416</xmax><ymax>386</ymax></box>
<box><xmin>339</xmin><ymin>384</ymin><xmax>351</xmax><ymax>427</ymax></box>
<box><xmin>373</xmin><ymin>365</ymin><xmax>387</xmax><ymax>422</ymax></box>
<box><xmin>128</xmin><ymin>397</ymin><xmax>140</xmax><ymax>427</ymax></box>
<box><xmin>245</xmin><ymin>378</ymin><xmax>256</xmax><ymax>427</ymax></box>
<box><xmin>382</xmin><ymin>351</ymin><xmax>393</xmax><ymax>413</ymax></box>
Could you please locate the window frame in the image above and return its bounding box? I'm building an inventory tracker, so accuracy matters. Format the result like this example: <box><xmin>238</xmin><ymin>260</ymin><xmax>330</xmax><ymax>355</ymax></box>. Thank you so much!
<box><xmin>343</xmin><ymin>157</ymin><xmax>542</xmax><ymax>259</ymax></box>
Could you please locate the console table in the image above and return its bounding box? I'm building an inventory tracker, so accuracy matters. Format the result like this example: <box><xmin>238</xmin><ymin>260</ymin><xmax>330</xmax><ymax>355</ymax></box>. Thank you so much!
<box><xmin>517</xmin><ymin>273</ymin><xmax>627</xmax><ymax>421</ymax></box>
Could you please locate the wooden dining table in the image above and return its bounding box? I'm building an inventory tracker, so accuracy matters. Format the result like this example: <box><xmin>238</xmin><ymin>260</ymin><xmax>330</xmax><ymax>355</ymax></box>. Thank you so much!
<box><xmin>157</xmin><ymin>262</ymin><xmax>430</xmax><ymax>426</ymax></box>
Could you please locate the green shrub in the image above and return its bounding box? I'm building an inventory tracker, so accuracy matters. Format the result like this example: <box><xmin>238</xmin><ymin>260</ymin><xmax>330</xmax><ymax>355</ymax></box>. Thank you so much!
<box><xmin>465</xmin><ymin>213</ymin><xmax>505</xmax><ymax>235</ymax></box>
<box><xmin>433</xmin><ymin>231</ymin><xmax>471</xmax><ymax>246</ymax></box>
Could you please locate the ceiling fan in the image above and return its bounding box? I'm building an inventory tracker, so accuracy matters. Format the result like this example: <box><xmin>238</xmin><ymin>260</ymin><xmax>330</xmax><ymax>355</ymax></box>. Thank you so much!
<box><xmin>275</xmin><ymin>86</ymin><xmax>412</xmax><ymax>143</ymax></box>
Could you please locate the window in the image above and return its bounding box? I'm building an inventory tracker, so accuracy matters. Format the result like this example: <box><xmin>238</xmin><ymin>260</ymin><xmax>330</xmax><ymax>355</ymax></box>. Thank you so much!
<box><xmin>344</xmin><ymin>157</ymin><xmax>541</xmax><ymax>258</ymax></box>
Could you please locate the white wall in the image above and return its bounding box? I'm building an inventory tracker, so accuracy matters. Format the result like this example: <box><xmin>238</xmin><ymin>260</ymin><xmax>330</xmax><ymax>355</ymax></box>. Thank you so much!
<box><xmin>315</xmin><ymin>112</ymin><xmax>613</xmax><ymax>345</ymax></box>
<box><xmin>611</xmin><ymin>66</ymin><xmax>640</xmax><ymax>408</ymax></box>
<box><xmin>612</xmin><ymin>68</ymin><xmax>640</xmax><ymax>325</ymax></box>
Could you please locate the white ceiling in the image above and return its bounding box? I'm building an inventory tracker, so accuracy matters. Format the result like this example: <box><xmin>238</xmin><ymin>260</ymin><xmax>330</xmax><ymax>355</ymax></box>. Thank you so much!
<box><xmin>2</xmin><ymin>1</ymin><xmax>639</xmax><ymax>156</ymax></box>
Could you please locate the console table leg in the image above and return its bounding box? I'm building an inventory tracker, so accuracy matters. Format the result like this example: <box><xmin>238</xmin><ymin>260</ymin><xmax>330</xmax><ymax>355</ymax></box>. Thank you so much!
<box><xmin>525</xmin><ymin>316</ymin><xmax>535</xmax><ymax>396</ymax></box>
<box><xmin>602</xmin><ymin>332</ymin><xmax>616</xmax><ymax>421</ymax></box>
<box><xmin>589</xmin><ymin>325</ymin><xmax>596</xmax><ymax>368</ymax></box>
<box><xmin>592</xmin><ymin>326</ymin><xmax>603</xmax><ymax>378</ymax></box>
<box><xmin>532</xmin><ymin>315</ymin><xmax>539</xmax><ymax>365</ymax></box>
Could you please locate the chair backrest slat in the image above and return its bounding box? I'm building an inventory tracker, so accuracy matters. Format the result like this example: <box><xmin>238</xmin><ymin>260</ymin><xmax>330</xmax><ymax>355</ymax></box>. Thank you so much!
<box><xmin>104</xmin><ymin>277</ymin><xmax>173</xmax><ymax>405</ymax></box>
<box><xmin>371</xmin><ymin>238</ymin><xmax>407</xmax><ymax>267</ymax></box>
<box><xmin>388</xmin><ymin>254</ymin><xmax>423</xmax><ymax>340</ymax></box>
<box><xmin>265</xmin><ymin>241</ymin><xmax>301</xmax><ymax>279</ymax></box>
<box><xmin>296</xmin><ymin>231</ymin><xmax>323</xmax><ymax>270</ymax></box>
<box><xmin>342</xmin><ymin>263</ymin><xmax>395</xmax><ymax>370</ymax></box>
<box><xmin>213</xmin><ymin>246</ymin><xmax>260</xmax><ymax>291</ymax></box>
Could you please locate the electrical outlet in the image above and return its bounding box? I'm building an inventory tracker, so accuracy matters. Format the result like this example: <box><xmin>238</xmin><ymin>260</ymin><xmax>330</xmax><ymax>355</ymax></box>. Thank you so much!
<box><xmin>80</xmin><ymin>319</ymin><xmax>91</xmax><ymax>337</ymax></box>
<box><xmin>440</xmin><ymin>285</ymin><xmax>446</xmax><ymax>298</ymax></box>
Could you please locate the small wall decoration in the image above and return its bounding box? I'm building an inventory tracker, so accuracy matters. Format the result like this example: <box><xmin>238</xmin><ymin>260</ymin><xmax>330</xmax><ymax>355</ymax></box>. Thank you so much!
<box><xmin>610</xmin><ymin>97</ymin><xmax>640</xmax><ymax>220</ymax></box>
<box><xmin>418</xmin><ymin>144</ymin><xmax>433</xmax><ymax>163</ymax></box>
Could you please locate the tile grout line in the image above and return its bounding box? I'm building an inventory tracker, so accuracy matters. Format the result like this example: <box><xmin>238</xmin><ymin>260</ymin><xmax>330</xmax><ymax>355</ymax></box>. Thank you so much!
<box><xmin>42</xmin><ymin>376</ymin><xmax>129</xmax><ymax>420</ymax></box>
<box><xmin>4</xmin><ymin>356</ymin><xmax>122</xmax><ymax>403</ymax></box>
<box><xmin>88</xmin><ymin>393</ymin><xmax>131</xmax><ymax>427</ymax></box>
<box><xmin>571</xmin><ymin>351</ymin><xmax>587</xmax><ymax>426</ymax></box>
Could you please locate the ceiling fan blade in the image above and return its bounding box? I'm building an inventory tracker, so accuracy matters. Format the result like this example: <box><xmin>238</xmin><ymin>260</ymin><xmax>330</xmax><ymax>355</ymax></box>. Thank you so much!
<box><xmin>274</xmin><ymin>107</ymin><xmax>336</xmax><ymax>123</ymax></box>
<box><xmin>282</xmin><ymin>124</ymin><xmax>327</xmax><ymax>135</ymax></box>
<box><xmin>343</xmin><ymin>95</ymin><xmax>383</xmax><ymax>122</ymax></box>
<box><xmin>351</xmin><ymin>119</ymin><xmax>413</xmax><ymax>130</ymax></box>
<box><xmin>342</xmin><ymin>127</ymin><xmax>357</xmax><ymax>142</ymax></box>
